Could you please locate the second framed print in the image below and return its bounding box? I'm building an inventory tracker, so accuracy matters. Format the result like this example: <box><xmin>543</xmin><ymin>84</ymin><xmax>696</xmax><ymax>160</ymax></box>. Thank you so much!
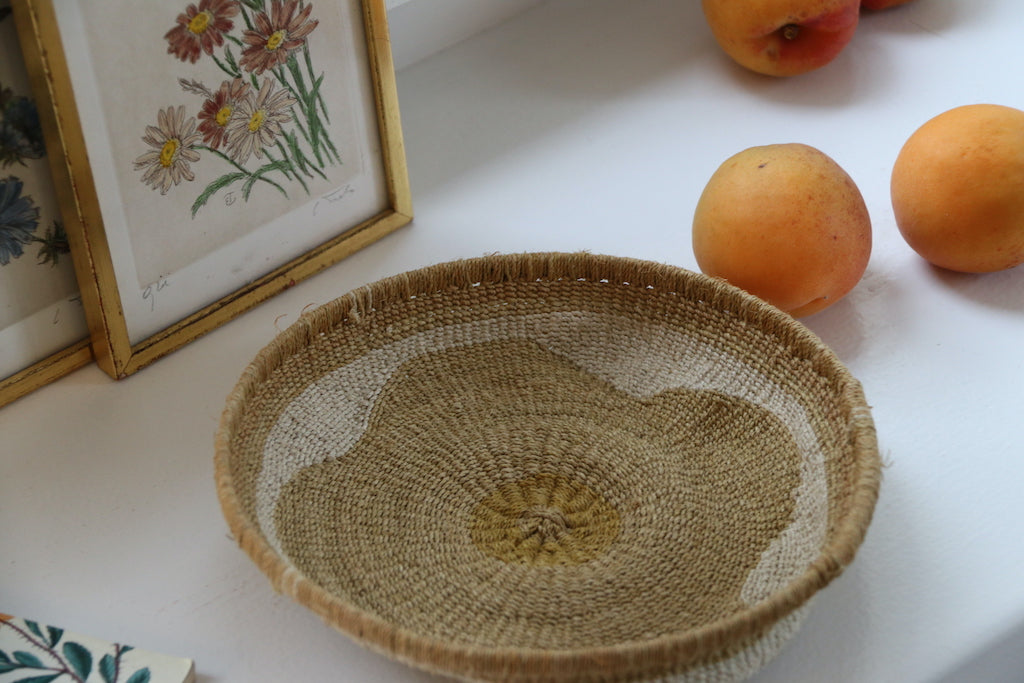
<box><xmin>1</xmin><ymin>0</ymin><xmax>91</xmax><ymax>408</ymax></box>
<box><xmin>13</xmin><ymin>0</ymin><xmax>411</xmax><ymax>378</ymax></box>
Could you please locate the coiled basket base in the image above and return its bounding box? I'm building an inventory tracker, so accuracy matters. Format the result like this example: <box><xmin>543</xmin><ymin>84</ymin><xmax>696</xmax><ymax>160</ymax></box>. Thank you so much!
<box><xmin>215</xmin><ymin>252</ymin><xmax>881</xmax><ymax>682</ymax></box>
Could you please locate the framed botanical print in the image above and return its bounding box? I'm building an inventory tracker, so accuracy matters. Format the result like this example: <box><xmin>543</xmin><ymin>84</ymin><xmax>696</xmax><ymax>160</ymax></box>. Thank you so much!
<box><xmin>1</xmin><ymin>0</ymin><xmax>91</xmax><ymax>409</ymax></box>
<box><xmin>12</xmin><ymin>0</ymin><xmax>411</xmax><ymax>378</ymax></box>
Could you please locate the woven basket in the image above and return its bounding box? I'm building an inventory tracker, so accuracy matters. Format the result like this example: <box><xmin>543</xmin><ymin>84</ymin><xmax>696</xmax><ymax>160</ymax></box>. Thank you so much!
<box><xmin>215</xmin><ymin>252</ymin><xmax>880</xmax><ymax>682</ymax></box>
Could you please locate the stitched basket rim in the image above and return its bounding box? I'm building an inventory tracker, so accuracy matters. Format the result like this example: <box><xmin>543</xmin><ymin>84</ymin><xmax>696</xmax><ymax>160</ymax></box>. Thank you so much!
<box><xmin>214</xmin><ymin>251</ymin><xmax>881</xmax><ymax>681</ymax></box>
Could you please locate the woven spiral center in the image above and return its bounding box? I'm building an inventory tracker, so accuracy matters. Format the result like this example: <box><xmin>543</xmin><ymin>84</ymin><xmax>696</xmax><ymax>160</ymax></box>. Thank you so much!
<box><xmin>519</xmin><ymin>505</ymin><xmax>571</xmax><ymax>544</ymax></box>
<box><xmin>471</xmin><ymin>472</ymin><xmax>621</xmax><ymax>566</ymax></box>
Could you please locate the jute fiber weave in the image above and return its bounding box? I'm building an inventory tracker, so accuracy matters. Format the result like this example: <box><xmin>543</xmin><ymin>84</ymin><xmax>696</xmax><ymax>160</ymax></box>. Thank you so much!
<box><xmin>215</xmin><ymin>252</ymin><xmax>881</xmax><ymax>682</ymax></box>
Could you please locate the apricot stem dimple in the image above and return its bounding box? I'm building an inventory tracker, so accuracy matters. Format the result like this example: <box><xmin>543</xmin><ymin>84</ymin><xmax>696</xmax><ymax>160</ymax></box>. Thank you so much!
<box><xmin>781</xmin><ymin>24</ymin><xmax>801</xmax><ymax>41</ymax></box>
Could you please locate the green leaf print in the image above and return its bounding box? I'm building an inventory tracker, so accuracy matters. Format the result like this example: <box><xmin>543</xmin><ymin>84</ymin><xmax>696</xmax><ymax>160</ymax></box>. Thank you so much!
<box><xmin>12</xmin><ymin>674</ymin><xmax>62</xmax><ymax>683</ymax></box>
<box><xmin>125</xmin><ymin>666</ymin><xmax>153</xmax><ymax>683</ymax></box>
<box><xmin>100</xmin><ymin>652</ymin><xmax>117</xmax><ymax>683</ymax></box>
<box><xmin>46</xmin><ymin>626</ymin><xmax>63</xmax><ymax>649</ymax></box>
<box><xmin>12</xmin><ymin>650</ymin><xmax>44</xmax><ymax>667</ymax></box>
<box><xmin>0</xmin><ymin>650</ymin><xmax>19</xmax><ymax>673</ymax></box>
<box><xmin>23</xmin><ymin>620</ymin><xmax>45</xmax><ymax>641</ymax></box>
<box><xmin>63</xmin><ymin>640</ymin><xmax>93</xmax><ymax>679</ymax></box>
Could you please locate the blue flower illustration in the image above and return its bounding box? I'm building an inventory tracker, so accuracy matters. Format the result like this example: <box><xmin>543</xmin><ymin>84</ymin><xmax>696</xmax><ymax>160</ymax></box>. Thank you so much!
<box><xmin>0</xmin><ymin>176</ymin><xmax>41</xmax><ymax>265</ymax></box>
<box><xmin>1</xmin><ymin>84</ymin><xmax>47</xmax><ymax>167</ymax></box>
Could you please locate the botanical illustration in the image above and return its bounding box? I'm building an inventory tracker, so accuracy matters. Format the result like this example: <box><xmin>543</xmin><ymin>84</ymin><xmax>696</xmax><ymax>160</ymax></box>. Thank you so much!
<box><xmin>0</xmin><ymin>0</ymin><xmax>86</xmax><ymax>385</ymax></box>
<box><xmin>135</xmin><ymin>0</ymin><xmax>341</xmax><ymax>217</ymax></box>
<box><xmin>50</xmin><ymin>0</ymin><xmax>378</xmax><ymax>332</ymax></box>
<box><xmin>0</xmin><ymin>82</ymin><xmax>70</xmax><ymax>269</ymax></box>
<box><xmin>0</xmin><ymin>175</ymin><xmax>69</xmax><ymax>268</ymax></box>
<box><xmin>0</xmin><ymin>615</ymin><xmax>151</xmax><ymax>683</ymax></box>
<box><xmin>0</xmin><ymin>0</ymin><xmax>86</xmax><ymax>383</ymax></box>
<box><xmin>0</xmin><ymin>60</ymin><xmax>45</xmax><ymax>166</ymax></box>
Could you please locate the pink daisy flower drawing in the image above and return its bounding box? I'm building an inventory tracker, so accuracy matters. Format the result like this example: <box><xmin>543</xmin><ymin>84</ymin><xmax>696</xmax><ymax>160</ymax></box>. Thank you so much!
<box><xmin>134</xmin><ymin>106</ymin><xmax>202</xmax><ymax>195</ymax></box>
<box><xmin>197</xmin><ymin>79</ymin><xmax>251</xmax><ymax>150</ymax></box>
<box><xmin>165</xmin><ymin>0</ymin><xmax>241</xmax><ymax>64</ymax></box>
<box><xmin>239</xmin><ymin>0</ymin><xmax>319</xmax><ymax>75</ymax></box>
<box><xmin>224</xmin><ymin>78</ymin><xmax>298</xmax><ymax>164</ymax></box>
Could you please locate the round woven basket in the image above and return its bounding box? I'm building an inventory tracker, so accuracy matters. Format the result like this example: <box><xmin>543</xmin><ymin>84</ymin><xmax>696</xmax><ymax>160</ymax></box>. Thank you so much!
<box><xmin>215</xmin><ymin>252</ymin><xmax>881</xmax><ymax>682</ymax></box>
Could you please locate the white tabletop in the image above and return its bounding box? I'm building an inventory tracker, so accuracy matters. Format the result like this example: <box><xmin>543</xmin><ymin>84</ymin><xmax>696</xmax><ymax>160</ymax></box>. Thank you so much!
<box><xmin>3</xmin><ymin>1</ymin><xmax>1024</xmax><ymax>681</ymax></box>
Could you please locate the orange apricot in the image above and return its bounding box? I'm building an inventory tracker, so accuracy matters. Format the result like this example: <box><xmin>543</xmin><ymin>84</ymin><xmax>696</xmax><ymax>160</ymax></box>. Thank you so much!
<box><xmin>692</xmin><ymin>143</ymin><xmax>872</xmax><ymax>317</ymax></box>
<box><xmin>890</xmin><ymin>103</ymin><xmax>1024</xmax><ymax>273</ymax></box>
<box><xmin>701</xmin><ymin>0</ymin><xmax>861</xmax><ymax>77</ymax></box>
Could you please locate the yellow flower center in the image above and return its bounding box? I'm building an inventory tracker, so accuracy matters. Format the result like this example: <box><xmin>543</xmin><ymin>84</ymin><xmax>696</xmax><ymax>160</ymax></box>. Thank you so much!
<box><xmin>215</xmin><ymin>105</ymin><xmax>233</xmax><ymax>127</ymax></box>
<box><xmin>159</xmin><ymin>138</ymin><xmax>179</xmax><ymax>167</ymax></box>
<box><xmin>187</xmin><ymin>10</ymin><xmax>212</xmax><ymax>35</ymax></box>
<box><xmin>266</xmin><ymin>29</ymin><xmax>287</xmax><ymax>51</ymax></box>
<box><xmin>248</xmin><ymin>109</ymin><xmax>266</xmax><ymax>132</ymax></box>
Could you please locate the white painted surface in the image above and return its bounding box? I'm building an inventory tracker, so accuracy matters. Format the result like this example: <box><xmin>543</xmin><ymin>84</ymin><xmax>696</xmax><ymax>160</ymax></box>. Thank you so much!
<box><xmin>3</xmin><ymin>1</ymin><xmax>1024</xmax><ymax>681</ymax></box>
<box><xmin>386</xmin><ymin>0</ymin><xmax>547</xmax><ymax>70</ymax></box>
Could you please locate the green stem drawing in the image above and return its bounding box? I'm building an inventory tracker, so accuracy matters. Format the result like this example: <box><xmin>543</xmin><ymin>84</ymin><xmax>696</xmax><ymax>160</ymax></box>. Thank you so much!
<box><xmin>201</xmin><ymin>145</ymin><xmax>292</xmax><ymax>187</ymax></box>
<box><xmin>210</xmin><ymin>52</ymin><xmax>240</xmax><ymax>80</ymax></box>
<box><xmin>273</xmin><ymin>140</ymin><xmax>310</xmax><ymax>192</ymax></box>
<box><xmin>191</xmin><ymin>147</ymin><xmax>290</xmax><ymax>216</ymax></box>
<box><xmin>304</xmin><ymin>44</ymin><xmax>332</xmax><ymax>127</ymax></box>
<box><xmin>241</xmin><ymin>159</ymin><xmax>292</xmax><ymax>200</ymax></box>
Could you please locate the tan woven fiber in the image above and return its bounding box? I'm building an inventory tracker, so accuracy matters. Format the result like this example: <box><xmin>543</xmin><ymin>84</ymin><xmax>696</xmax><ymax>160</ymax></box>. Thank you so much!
<box><xmin>215</xmin><ymin>252</ymin><xmax>881</xmax><ymax>682</ymax></box>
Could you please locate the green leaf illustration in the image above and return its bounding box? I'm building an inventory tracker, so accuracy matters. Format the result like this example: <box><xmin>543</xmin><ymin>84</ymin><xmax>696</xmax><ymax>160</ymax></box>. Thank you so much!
<box><xmin>0</xmin><ymin>649</ymin><xmax>19</xmax><ymax>673</ymax></box>
<box><xmin>63</xmin><ymin>641</ymin><xmax>93</xmax><ymax>679</ymax></box>
<box><xmin>239</xmin><ymin>4</ymin><xmax>255</xmax><ymax>31</ymax></box>
<box><xmin>241</xmin><ymin>160</ymin><xmax>290</xmax><ymax>200</ymax></box>
<box><xmin>23</xmin><ymin>621</ymin><xmax>44</xmax><ymax>641</ymax></box>
<box><xmin>34</xmin><ymin>220</ymin><xmax>70</xmax><ymax>266</ymax></box>
<box><xmin>224</xmin><ymin>44</ymin><xmax>241</xmax><ymax>75</ymax></box>
<box><xmin>284</xmin><ymin>130</ymin><xmax>313</xmax><ymax>176</ymax></box>
<box><xmin>12</xmin><ymin>674</ymin><xmax>61</xmax><ymax>683</ymax></box>
<box><xmin>308</xmin><ymin>73</ymin><xmax>325</xmax><ymax>114</ymax></box>
<box><xmin>211</xmin><ymin>52</ymin><xmax>240</xmax><ymax>81</ymax></box>
<box><xmin>191</xmin><ymin>171</ymin><xmax>247</xmax><ymax>217</ymax></box>
<box><xmin>13</xmin><ymin>650</ymin><xmax>44</xmax><ymax>668</ymax></box>
<box><xmin>286</xmin><ymin>57</ymin><xmax>307</xmax><ymax>102</ymax></box>
<box><xmin>240</xmin><ymin>0</ymin><xmax>264</xmax><ymax>15</ymax></box>
<box><xmin>100</xmin><ymin>653</ymin><xmax>116</xmax><ymax>683</ymax></box>
<box><xmin>46</xmin><ymin>626</ymin><xmax>63</xmax><ymax>648</ymax></box>
<box><xmin>303</xmin><ymin>48</ymin><xmax>331</xmax><ymax>126</ymax></box>
<box><xmin>305</xmin><ymin>74</ymin><xmax>340</xmax><ymax>164</ymax></box>
<box><xmin>125</xmin><ymin>667</ymin><xmax>152</xmax><ymax>683</ymax></box>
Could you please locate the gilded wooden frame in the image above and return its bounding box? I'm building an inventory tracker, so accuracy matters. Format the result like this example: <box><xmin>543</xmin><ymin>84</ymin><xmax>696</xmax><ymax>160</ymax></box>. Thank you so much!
<box><xmin>13</xmin><ymin>0</ymin><xmax>411</xmax><ymax>379</ymax></box>
<box><xmin>0</xmin><ymin>340</ymin><xmax>92</xmax><ymax>408</ymax></box>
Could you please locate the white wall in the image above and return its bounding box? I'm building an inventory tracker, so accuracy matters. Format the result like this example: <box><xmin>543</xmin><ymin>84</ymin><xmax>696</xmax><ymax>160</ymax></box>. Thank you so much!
<box><xmin>386</xmin><ymin>0</ymin><xmax>547</xmax><ymax>70</ymax></box>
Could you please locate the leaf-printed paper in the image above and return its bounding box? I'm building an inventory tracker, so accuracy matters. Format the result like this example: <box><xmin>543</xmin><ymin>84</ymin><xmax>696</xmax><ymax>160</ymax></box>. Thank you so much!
<box><xmin>0</xmin><ymin>613</ymin><xmax>194</xmax><ymax>683</ymax></box>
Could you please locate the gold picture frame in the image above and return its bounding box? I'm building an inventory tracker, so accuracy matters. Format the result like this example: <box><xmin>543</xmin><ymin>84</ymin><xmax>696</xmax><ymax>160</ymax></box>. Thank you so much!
<box><xmin>0</xmin><ymin>341</ymin><xmax>93</xmax><ymax>409</ymax></box>
<box><xmin>13</xmin><ymin>0</ymin><xmax>411</xmax><ymax>379</ymax></box>
<box><xmin>1</xmin><ymin>0</ymin><xmax>91</xmax><ymax>409</ymax></box>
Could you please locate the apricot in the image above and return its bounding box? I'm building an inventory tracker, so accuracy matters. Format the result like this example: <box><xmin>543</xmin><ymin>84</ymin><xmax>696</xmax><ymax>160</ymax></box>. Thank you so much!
<box><xmin>692</xmin><ymin>143</ymin><xmax>872</xmax><ymax>317</ymax></box>
<box><xmin>890</xmin><ymin>104</ymin><xmax>1024</xmax><ymax>273</ymax></box>
<box><xmin>701</xmin><ymin>0</ymin><xmax>861</xmax><ymax>77</ymax></box>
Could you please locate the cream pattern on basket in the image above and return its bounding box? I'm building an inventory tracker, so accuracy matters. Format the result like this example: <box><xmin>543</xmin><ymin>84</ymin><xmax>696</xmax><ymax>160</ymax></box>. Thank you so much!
<box><xmin>256</xmin><ymin>309</ymin><xmax>829</xmax><ymax>610</ymax></box>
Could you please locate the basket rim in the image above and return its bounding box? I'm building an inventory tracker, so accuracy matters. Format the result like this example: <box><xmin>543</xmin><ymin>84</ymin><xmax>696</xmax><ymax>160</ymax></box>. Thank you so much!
<box><xmin>214</xmin><ymin>251</ymin><xmax>881</xmax><ymax>681</ymax></box>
